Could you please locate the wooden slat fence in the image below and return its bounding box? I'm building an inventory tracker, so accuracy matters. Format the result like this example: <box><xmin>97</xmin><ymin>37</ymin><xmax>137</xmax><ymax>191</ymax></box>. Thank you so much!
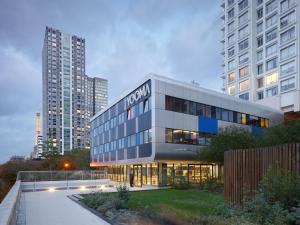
<box><xmin>224</xmin><ymin>143</ymin><xmax>300</xmax><ymax>206</ymax></box>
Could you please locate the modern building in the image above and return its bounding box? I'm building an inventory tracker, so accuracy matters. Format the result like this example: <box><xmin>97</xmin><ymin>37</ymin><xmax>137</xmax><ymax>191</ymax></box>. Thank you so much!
<box><xmin>42</xmin><ymin>27</ymin><xmax>108</xmax><ymax>154</ymax></box>
<box><xmin>90</xmin><ymin>74</ymin><xmax>283</xmax><ymax>186</ymax></box>
<box><xmin>221</xmin><ymin>0</ymin><xmax>300</xmax><ymax>112</ymax></box>
<box><xmin>85</xmin><ymin>76</ymin><xmax>108</xmax><ymax>148</ymax></box>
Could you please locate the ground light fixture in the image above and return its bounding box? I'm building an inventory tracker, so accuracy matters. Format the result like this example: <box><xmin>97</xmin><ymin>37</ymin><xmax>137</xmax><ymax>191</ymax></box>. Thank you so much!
<box><xmin>48</xmin><ymin>187</ymin><xmax>55</xmax><ymax>192</ymax></box>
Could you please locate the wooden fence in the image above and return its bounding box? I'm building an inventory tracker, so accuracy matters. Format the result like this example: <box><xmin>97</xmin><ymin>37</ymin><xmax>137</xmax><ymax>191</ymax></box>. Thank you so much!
<box><xmin>224</xmin><ymin>143</ymin><xmax>300</xmax><ymax>206</ymax></box>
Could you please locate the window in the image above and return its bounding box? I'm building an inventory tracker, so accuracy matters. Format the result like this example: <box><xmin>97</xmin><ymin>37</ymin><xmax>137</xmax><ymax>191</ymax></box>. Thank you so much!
<box><xmin>257</xmin><ymin>64</ymin><xmax>264</xmax><ymax>75</ymax></box>
<box><xmin>280</xmin><ymin>27</ymin><xmax>295</xmax><ymax>44</ymax></box>
<box><xmin>239</xmin><ymin>52</ymin><xmax>249</xmax><ymax>64</ymax></box>
<box><xmin>266</xmin><ymin>0</ymin><xmax>277</xmax><ymax>14</ymax></box>
<box><xmin>239</xmin><ymin>79</ymin><xmax>250</xmax><ymax>91</ymax></box>
<box><xmin>239</xmin><ymin>39</ymin><xmax>249</xmax><ymax>51</ymax></box>
<box><xmin>239</xmin><ymin>92</ymin><xmax>249</xmax><ymax>100</ymax></box>
<box><xmin>280</xmin><ymin>77</ymin><xmax>295</xmax><ymax>91</ymax></box>
<box><xmin>228</xmin><ymin>47</ymin><xmax>235</xmax><ymax>58</ymax></box>
<box><xmin>257</xmin><ymin>22</ymin><xmax>263</xmax><ymax>34</ymax></box>
<box><xmin>228</xmin><ymin>60</ymin><xmax>236</xmax><ymax>70</ymax></box>
<box><xmin>280</xmin><ymin>60</ymin><xmax>295</xmax><ymax>76</ymax></box>
<box><xmin>266</xmin><ymin>43</ymin><xmax>277</xmax><ymax>57</ymax></box>
<box><xmin>266</xmin><ymin>29</ymin><xmax>277</xmax><ymax>42</ymax></box>
<box><xmin>239</xmin><ymin>11</ymin><xmax>248</xmax><ymax>25</ymax></box>
<box><xmin>228</xmin><ymin>72</ymin><xmax>236</xmax><ymax>82</ymax></box>
<box><xmin>266</xmin><ymin>14</ymin><xmax>277</xmax><ymax>28</ymax></box>
<box><xmin>257</xmin><ymin>91</ymin><xmax>264</xmax><ymax>100</ymax></box>
<box><xmin>239</xmin><ymin>25</ymin><xmax>248</xmax><ymax>38</ymax></box>
<box><xmin>266</xmin><ymin>86</ymin><xmax>278</xmax><ymax>97</ymax></box>
<box><xmin>228</xmin><ymin>8</ymin><xmax>235</xmax><ymax>20</ymax></box>
<box><xmin>257</xmin><ymin>36</ymin><xmax>263</xmax><ymax>47</ymax></box>
<box><xmin>257</xmin><ymin>8</ymin><xmax>263</xmax><ymax>20</ymax></box>
<box><xmin>266</xmin><ymin>57</ymin><xmax>277</xmax><ymax>71</ymax></box>
<box><xmin>266</xmin><ymin>72</ymin><xmax>278</xmax><ymax>85</ymax></box>
<box><xmin>257</xmin><ymin>50</ymin><xmax>263</xmax><ymax>61</ymax></box>
<box><xmin>257</xmin><ymin>0</ymin><xmax>263</xmax><ymax>5</ymax></box>
<box><xmin>280</xmin><ymin>0</ymin><xmax>296</xmax><ymax>12</ymax></box>
<box><xmin>238</xmin><ymin>0</ymin><xmax>248</xmax><ymax>11</ymax></box>
<box><xmin>228</xmin><ymin>21</ymin><xmax>235</xmax><ymax>33</ymax></box>
<box><xmin>257</xmin><ymin>77</ymin><xmax>264</xmax><ymax>88</ymax></box>
<box><xmin>228</xmin><ymin>0</ymin><xmax>234</xmax><ymax>7</ymax></box>
<box><xmin>228</xmin><ymin>84</ymin><xmax>235</xmax><ymax>95</ymax></box>
<box><xmin>228</xmin><ymin>34</ymin><xmax>235</xmax><ymax>45</ymax></box>
<box><xmin>239</xmin><ymin>65</ymin><xmax>249</xmax><ymax>78</ymax></box>
<box><xmin>280</xmin><ymin>11</ymin><xmax>295</xmax><ymax>28</ymax></box>
<box><xmin>280</xmin><ymin>44</ymin><xmax>295</xmax><ymax>60</ymax></box>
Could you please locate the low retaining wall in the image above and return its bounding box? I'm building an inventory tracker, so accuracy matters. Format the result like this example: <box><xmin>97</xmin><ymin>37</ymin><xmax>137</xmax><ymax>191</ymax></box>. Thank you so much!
<box><xmin>0</xmin><ymin>181</ymin><xmax>21</xmax><ymax>225</ymax></box>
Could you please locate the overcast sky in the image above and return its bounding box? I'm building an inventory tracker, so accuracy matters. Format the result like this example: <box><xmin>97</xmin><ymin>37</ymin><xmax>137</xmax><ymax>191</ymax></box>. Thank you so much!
<box><xmin>0</xmin><ymin>0</ymin><xmax>222</xmax><ymax>163</ymax></box>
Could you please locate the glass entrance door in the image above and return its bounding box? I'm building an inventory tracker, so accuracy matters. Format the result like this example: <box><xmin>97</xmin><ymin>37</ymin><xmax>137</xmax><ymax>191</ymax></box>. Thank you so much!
<box><xmin>133</xmin><ymin>165</ymin><xmax>142</xmax><ymax>187</ymax></box>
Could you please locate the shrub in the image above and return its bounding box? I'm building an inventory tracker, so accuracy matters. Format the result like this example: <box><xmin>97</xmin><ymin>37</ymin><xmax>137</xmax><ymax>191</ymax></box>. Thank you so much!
<box><xmin>81</xmin><ymin>191</ymin><xmax>108</xmax><ymax>209</ymax></box>
<box><xmin>173</xmin><ymin>175</ymin><xmax>189</xmax><ymax>189</ymax></box>
<box><xmin>287</xmin><ymin>204</ymin><xmax>300</xmax><ymax>225</ymax></box>
<box><xmin>116</xmin><ymin>184</ymin><xmax>130</xmax><ymax>203</ymax></box>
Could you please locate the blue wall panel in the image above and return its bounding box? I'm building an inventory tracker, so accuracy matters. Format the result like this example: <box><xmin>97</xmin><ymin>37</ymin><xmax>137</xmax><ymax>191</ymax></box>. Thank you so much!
<box><xmin>198</xmin><ymin>117</ymin><xmax>218</xmax><ymax>134</ymax></box>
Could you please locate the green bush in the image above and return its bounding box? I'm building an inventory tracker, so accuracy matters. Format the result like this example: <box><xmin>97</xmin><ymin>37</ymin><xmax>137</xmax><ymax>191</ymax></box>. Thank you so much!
<box><xmin>116</xmin><ymin>184</ymin><xmax>130</xmax><ymax>203</ymax></box>
<box><xmin>173</xmin><ymin>175</ymin><xmax>189</xmax><ymax>189</ymax></box>
<box><xmin>81</xmin><ymin>191</ymin><xmax>108</xmax><ymax>209</ymax></box>
<box><xmin>287</xmin><ymin>204</ymin><xmax>300</xmax><ymax>225</ymax></box>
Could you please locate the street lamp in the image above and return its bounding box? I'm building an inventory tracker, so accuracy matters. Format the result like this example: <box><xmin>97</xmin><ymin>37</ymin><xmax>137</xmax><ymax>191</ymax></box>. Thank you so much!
<box><xmin>64</xmin><ymin>162</ymin><xmax>70</xmax><ymax>189</ymax></box>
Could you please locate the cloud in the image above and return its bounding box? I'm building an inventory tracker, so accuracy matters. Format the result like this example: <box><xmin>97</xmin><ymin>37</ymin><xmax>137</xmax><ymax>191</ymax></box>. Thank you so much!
<box><xmin>0</xmin><ymin>0</ymin><xmax>222</xmax><ymax>163</ymax></box>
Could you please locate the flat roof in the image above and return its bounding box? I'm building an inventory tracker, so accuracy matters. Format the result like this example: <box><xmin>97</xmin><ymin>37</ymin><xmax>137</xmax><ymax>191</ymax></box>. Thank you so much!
<box><xmin>91</xmin><ymin>73</ymin><xmax>283</xmax><ymax>121</ymax></box>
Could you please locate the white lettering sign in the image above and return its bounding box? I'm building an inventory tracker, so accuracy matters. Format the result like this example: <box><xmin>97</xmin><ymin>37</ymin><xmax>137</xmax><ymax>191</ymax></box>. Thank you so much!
<box><xmin>126</xmin><ymin>83</ymin><xmax>150</xmax><ymax>107</ymax></box>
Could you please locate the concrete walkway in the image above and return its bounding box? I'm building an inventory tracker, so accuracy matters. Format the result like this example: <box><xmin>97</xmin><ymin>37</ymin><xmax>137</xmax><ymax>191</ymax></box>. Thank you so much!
<box><xmin>23</xmin><ymin>185</ymin><xmax>160</xmax><ymax>225</ymax></box>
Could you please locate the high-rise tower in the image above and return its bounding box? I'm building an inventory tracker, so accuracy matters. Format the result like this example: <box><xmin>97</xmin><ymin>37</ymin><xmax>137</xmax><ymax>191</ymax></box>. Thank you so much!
<box><xmin>221</xmin><ymin>0</ymin><xmax>300</xmax><ymax>112</ymax></box>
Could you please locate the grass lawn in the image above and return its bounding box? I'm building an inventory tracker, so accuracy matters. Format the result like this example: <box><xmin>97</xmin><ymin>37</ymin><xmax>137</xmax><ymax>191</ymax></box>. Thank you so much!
<box><xmin>127</xmin><ymin>189</ymin><xmax>226</xmax><ymax>221</ymax></box>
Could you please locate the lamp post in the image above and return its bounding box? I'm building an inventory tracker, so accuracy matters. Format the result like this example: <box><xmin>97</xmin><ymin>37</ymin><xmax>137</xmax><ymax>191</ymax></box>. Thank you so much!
<box><xmin>64</xmin><ymin>162</ymin><xmax>70</xmax><ymax>189</ymax></box>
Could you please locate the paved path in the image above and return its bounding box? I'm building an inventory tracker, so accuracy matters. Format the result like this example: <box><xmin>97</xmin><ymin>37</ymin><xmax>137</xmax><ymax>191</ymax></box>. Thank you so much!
<box><xmin>24</xmin><ymin>189</ymin><xmax>110</xmax><ymax>225</ymax></box>
<box><xmin>23</xmin><ymin>185</ymin><xmax>160</xmax><ymax>225</ymax></box>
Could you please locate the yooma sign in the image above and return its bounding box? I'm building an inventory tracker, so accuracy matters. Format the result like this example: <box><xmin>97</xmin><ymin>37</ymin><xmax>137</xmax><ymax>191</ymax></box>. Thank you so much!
<box><xmin>126</xmin><ymin>80</ymin><xmax>151</xmax><ymax>107</ymax></box>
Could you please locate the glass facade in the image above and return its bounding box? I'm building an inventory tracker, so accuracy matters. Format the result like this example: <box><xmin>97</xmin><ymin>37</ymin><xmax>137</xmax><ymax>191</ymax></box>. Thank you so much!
<box><xmin>165</xmin><ymin>95</ymin><xmax>269</xmax><ymax>127</ymax></box>
<box><xmin>91</xmin><ymin>80</ymin><xmax>152</xmax><ymax>164</ymax></box>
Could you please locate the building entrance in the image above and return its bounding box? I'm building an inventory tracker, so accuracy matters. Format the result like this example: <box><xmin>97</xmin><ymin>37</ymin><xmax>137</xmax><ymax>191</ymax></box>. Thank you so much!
<box><xmin>133</xmin><ymin>165</ymin><xmax>142</xmax><ymax>187</ymax></box>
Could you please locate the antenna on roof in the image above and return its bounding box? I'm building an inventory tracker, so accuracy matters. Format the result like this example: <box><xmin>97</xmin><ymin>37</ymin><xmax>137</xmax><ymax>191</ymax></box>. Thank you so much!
<box><xmin>190</xmin><ymin>80</ymin><xmax>200</xmax><ymax>87</ymax></box>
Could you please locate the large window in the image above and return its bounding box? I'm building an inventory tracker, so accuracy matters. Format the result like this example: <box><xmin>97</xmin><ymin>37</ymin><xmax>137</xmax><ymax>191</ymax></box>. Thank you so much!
<box><xmin>280</xmin><ymin>0</ymin><xmax>296</xmax><ymax>12</ymax></box>
<box><xmin>280</xmin><ymin>44</ymin><xmax>295</xmax><ymax>60</ymax></box>
<box><xmin>257</xmin><ymin>77</ymin><xmax>264</xmax><ymax>88</ymax></box>
<box><xmin>280</xmin><ymin>11</ymin><xmax>295</xmax><ymax>28</ymax></box>
<box><xmin>228</xmin><ymin>59</ymin><xmax>236</xmax><ymax>70</ymax></box>
<box><xmin>238</xmin><ymin>0</ymin><xmax>248</xmax><ymax>11</ymax></box>
<box><xmin>239</xmin><ymin>65</ymin><xmax>249</xmax><ymax>78</ymax></box>
<box><xmin>228</xmin><ymin>34</ymin><xmax>235</xmax><ymax>46</ymax></box>
<box><xmin>266</xmin><ymin>29</ymin><xmax>277</xmax><ymax>42</ymax></box>
<box><xmin>165</xmin><ymin>128</ymin><xmax>210</xmax><ymax>146</ymax></box>
<box><xmin>228</xmin><ymin>21</ymin><xmax>235</xmax><ymax>33</ymax></box>
<box><xmin>257</xmin><ymin>8</ymin><xmax>263</xmax><ymax>20</ymax></box>
<box><xmin>228</xmin><ymin>47</ymin><xmax>235</xmax><ymax>58</ymax></box>
<box><xmin>228</xmin><ymin>84</ymin><xmax>235</xmax><ymax>95</ymax></box>
<box><xmin>239</xmin><ymin>25</ymin><xmax>248</xmax><ymax>38</ymax></box>
<box><xmin>266</xmin><ymin>0</ymin><xmax>277</xmax><ymax>14</ymax></box>
<box><xmin>228</xmin><ymin>8</ymin><xmax>235</xmax><ymax>20</ymax></box>
<box><xmin>266</xmin><ymin>72</ymin><xmax>278</xmax><ymax>86</ymax></box>
<box><xmin>257</xmin><ymin>50</ymin><xmax>263</xmax><ymax>61</ymax></box>
<box><xmin>239</xmin><ymin>52</ymin><xmax>249</xmax><ymax>64</ymax></box>
<box><xmin>280</xmin><ymin>77</ymin><xmax>295</xmax><ymax>91</ymax></box>
<box><xmin>228</xmin><ymin>72</ymin><xmax>236</xmax><ymax>82</ymax></box>
<box><xmin>257</xmin><ymin>64</ymin><xmax>264</xmax><ymax>75</ymax></box>
<box><xmin>257</xmin><ymin>22</ymin><xmax>263</xmax><ymax>34</ymax></box>
<box><xmin>239</xmin><ymin>11</ymin><xmax>248</xmax><ymax>25</ymax></box>
<box><xmin>239</xmin><ymin>79</ymin><xmax>250</xmax><ymax>91</ymax></box>
<box><xmin>258</xmin><ymin>91</ymin><xmax>264</xmax><ymax>100</ymax></box>
<box><xmin>239</xmin><ymin>39</ymin><xmax>249</xmax><ymax>51</ymax></box>
<box><xmin>266</xmin><ymin>57</ymin><xmax>277</xmax><ymax>71</ymax></box>
<box><xmin>257</xmin><ymin>36</ymin><xmax>263</xmax><ymax>47</ymax></box>
<box><xmin>266</xmin><ymin>43</ymin><xmax>277</xmax><ymax>57</ymax></box>
<box><xmin>266</xmin><ymin>86</ymin><xmax>278</xmax><ymax>97</ymax></box>
<box><xmin>280</xmin><ymin>27</ymin><xmax>295</xmax><ymax>44</ymax></box>
<box><xmin>280</xmin><ymin>60</ymin><xmax>295</xmax><ymax>76</ymax></box>
<box><xmin>266</xmin><ymin>14</ymin><xmax>277</xmax><ymax>28</ymax></box>
<box><xmin>239</xmin><ymin>92</ymin><xmax>249</xmax><ymax>100</ymax></box>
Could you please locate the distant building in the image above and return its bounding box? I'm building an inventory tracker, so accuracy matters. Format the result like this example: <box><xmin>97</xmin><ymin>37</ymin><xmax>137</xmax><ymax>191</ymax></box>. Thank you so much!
<box><xmin>42</xmin><ymin>27</ymin><xmax>108</xmax><ymax>153</ymax></box>
<box><xmin>221</xmin><ymin>0</ymin><xmax>300</xmax><ymax>112</ymax></box>
<box><xmin>9</xmin><ymin>155</ymin><xmax>26</xmax><ymax>161</ymax></box>
<box><xmin>31</xmin><ymin>113</ymin><xmax>43</xmax><ymax>159</ymax></box>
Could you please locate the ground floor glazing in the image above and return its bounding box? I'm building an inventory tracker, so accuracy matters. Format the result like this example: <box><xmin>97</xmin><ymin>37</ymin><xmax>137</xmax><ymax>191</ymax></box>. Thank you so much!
<box><xmin>102</xmin><ymin>162</ymin><xmax>223</xmax><ymax>186</ymax></box>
